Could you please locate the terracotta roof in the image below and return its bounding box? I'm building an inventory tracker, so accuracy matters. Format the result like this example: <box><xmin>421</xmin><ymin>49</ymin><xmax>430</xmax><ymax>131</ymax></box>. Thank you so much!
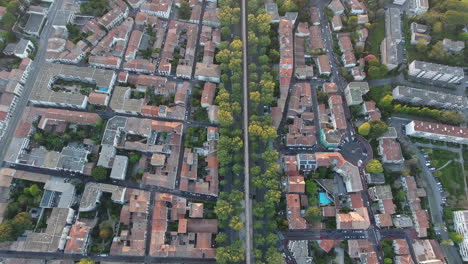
<box><xmin>288</xmin><ymin>175</ymin><xmax>305</xmax><ymax>193</ymax></box>
<box><xmin>324</xmin><ymin>82</ymin><xmax>338</xmax><ymax>94</ymax></box>
<box><xmin>201</xmin><ymin>82</ymin><xmax>216</xmax><ymax>106</ymax></box>
<box><xmin>319</xmin><ymin>240</ymin><xmax>334</xmax><ymax>253</ymax></box>
<box><xmin>88</xmin><ymin>92</ymin><xmax>107</xmax><ymax>105</ymax></box>
<box><xmin>382</xmin><ymin>199</ymin><xmax>396</xmax><ymax>214</ymax></box>
<box><xmin>394</xmin><ymin>239</ymin><xmax>409</xmax><ymax>255</ymax></box>
<box><xmin>322</xmin><ymin>206</ymin><xmax>336</xmax><ymax>217</ymax></box>
<box><xmin>350</xmin><ymin>193</ymin><xmax>364</xmax><ymax>208</ymax></box>
<box><xmin>410</xmin><ymin>120</ymin><xmax>468</xmax><ymax>139</ymax></box>
<box><xmin>64</xmin><ymin>221</ymin><xmax>90</xmax><ymax>254</ymax></box>
<box><xmin>376</xmin><ymin>213</ymin><xmax>393</xmax><ymax>227</ymax></box>
<box><xmin>379</xmin><ymin>138</ymin><xmax>403</xmax><ymax>162</ymax></box>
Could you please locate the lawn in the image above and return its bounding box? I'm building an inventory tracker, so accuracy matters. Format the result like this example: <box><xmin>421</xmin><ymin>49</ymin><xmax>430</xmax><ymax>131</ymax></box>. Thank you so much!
<box><xmin>366</xmin><ymin>16</ymin><xmax>385</xmax><ymax>57</ymax></box>
<box><xmin>423</xmin><ymin>147</ymin><xmax>465</xmax><ymax>201</ymax></box>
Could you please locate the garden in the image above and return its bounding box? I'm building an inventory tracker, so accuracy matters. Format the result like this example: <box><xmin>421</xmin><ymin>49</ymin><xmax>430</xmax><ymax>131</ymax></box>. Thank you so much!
<box><xmin>421</xmin><ymin>147</ymin><xmax>466</xmax><ymax>206</ymax></box>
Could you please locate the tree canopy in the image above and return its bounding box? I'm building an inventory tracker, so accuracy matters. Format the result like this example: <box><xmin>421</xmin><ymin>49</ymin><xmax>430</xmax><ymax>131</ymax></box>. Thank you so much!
<box><xmin>366</xmin><ymin>159</ymin><xmax>384</xmax><ymax>174</ymax></box>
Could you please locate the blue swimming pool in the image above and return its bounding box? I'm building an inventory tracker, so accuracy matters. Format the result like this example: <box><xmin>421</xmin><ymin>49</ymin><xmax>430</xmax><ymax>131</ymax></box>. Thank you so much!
<box><xmin>319</xmin><ymin>192</ymin><xmax>332</xmax><ymax>205</ymax></box>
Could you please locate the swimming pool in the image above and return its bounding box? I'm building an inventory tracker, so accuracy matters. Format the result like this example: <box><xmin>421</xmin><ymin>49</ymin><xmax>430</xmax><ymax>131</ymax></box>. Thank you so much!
<box><xmin>319</xmin><ymin>192</ymin><xmax>332</xmax><ymax>205</ymax></box>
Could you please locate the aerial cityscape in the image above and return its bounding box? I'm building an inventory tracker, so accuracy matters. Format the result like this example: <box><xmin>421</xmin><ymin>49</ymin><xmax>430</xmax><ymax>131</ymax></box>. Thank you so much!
<box><xmin>0</xmin><ymin>0</ymin><xmax>467</xmax><ymax>263</ymax></box>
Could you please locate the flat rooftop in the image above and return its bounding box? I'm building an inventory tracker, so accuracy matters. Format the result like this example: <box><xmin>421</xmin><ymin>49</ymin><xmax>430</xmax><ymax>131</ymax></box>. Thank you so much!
<box><xmin>30</xmin><ymin>63</ymin><xmax>115</xmax><ymax>106</ymax></box>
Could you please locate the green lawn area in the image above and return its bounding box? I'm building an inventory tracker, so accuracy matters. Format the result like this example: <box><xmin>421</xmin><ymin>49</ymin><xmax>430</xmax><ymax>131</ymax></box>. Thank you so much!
<box><xmin>423</xmin><ymin>147</ymin><xmax>465</xmax><ymax>200</ymax></box>
<box><xmin>366</xmin><ymin>16</ymin><xmax>385</xmax><ymax>56</ymax></box>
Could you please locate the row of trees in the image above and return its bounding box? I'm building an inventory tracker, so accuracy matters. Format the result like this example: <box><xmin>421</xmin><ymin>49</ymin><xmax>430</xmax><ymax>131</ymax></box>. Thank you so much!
<box><xmin>214</xmin><ymin>0</ymin><xmax>246</xmax><ymax>263</ymax></box>
<box><xmin>378</xmin><ymin>95</ymin><xmax>465</xmax><ymax>125</ymax></box>
<box><xmin>246</xmin><ymin>2</ymin><xmax>285</xmax><ymax>264</ymax></box>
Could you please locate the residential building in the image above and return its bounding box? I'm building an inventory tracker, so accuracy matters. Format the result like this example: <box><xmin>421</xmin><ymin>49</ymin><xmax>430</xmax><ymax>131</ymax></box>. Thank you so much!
<box><xmin>64</xmin><ymin>221</ymin><xmax>90</xmax><ymax>254</ymax></box>
<box><xmin>408</xmin><ymin>60</ymin><xmax>464</xmax><ymax>84</ymax></box>
<box><xmin>287</xmin><ymin>194</ymin><xmax>307</xmax><ymax>229</ymax></box>
<box><xmin>265</xmin><ymin>3</ymin><xmax>280</xmax><ymax>23</ymax></box>
<box><xmin>8</xmin><ymin>39</ymin><xmax>35</xmax><ymax>59</ymax></box>
<box><xmin>405</xmin><ymin>120</ymin><xmax>468</xmax><ymax>145</ymax></box>
<box><xmin>328</xmin><ymin>0</ymin><xmax>345</xmax><ymax>14</ymax></box>
<box><xmin>110</xmin><ymin>155</ymin><xmax>128</xmax><ymax>180</ymax></box>
<box><xmin>317</xmin><ymin>55</ymin><xmax>331</xmax><ymax>76</ymax></box>
<box><xmin>442</xmin><ymin>38</ymin><xmax>465</xmax><ymax>53</ymax></box>
<box><xmin>342</xmin><ymin>51</ymin><xmax>356</xmax><ymax>68</ymax></box>
<box><xmin>361</xmin><ymin>101</ymin><xmax>382</xmax><ymax>121</ymax></box>
<box><xmin>393</xmin><ymin>0</ymin><xmax>406</xmax><ymax>5</ymax></box>
<box><xmin>385</xmin><ymin>8</ymin><xmax>402</xmax><ymax>43</ymax></box>
<box><xmin>337</xmin><ymin>208</ymin><xmax>370</xmax><ymax>229</ymax></box>
<box><xmin>344</xmin><ymin>82</ymin><xmax>369</xmax><ymax>106</ymax></box>
<box><xmin>332</xmin><ymin>15</ymin><xmax>343</xmax><ymax>31</ymax></box>
<box><xmin>29</xmin><ymin>63</ymin><xmax>116</xmax><ymax>109</ymax></box>
<box><xmin>310</xmin><ymin>7</ymin><xmax>320</xmax><ymax>25</ymax></box>
<box><xmin>19</xmin><ymin>208</ymin><xmax>74</xmax><ymax>252</ymax></box>
<box><xmin>410</xmin><ymin>0</ymin><xmax>429</xmax><ymax>15</ymax></box>
<box><xmin>412</xmin><ymin>240</ymin><xmax>446</xmax><ymax>263</ymax></box>
<box><xmin>454</xmin><ymin>210</ymin><xmax>468</xmax><ymax>261</ymax></box>
<box><xmin>393</xmin><ymin>86</ymin><xmax>468</xmax><ymax>110</ymax></box>
<box><xmin>79</xmin><ymin>183</ymin><xmax>126</xmax><ymax>212</ymax></box>
<box><xmin>378</xmin><ymin>127</ymin><xmax>404</xmax><ymax>164</ymax></box>
<box><xmin>380</xmin><ymin>37</ymin><xmax>399</xmax><ymax>70</ymax></box>
<box><xmin>410</xmin><ymin>22</ymin><xmax>430</xmax><ymax>45</ymax></box>
<box><xmin>141</xmin><ymin>0</ymin><xmax>172</xmax><ymax>18</ymax></box>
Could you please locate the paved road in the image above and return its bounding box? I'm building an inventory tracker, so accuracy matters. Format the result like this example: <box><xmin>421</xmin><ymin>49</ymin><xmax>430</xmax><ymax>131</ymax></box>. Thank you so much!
<box><xmin>0</xmin><ymin>0</ymin><xmax>64</xmax><ymax>163</ymax></box>
<box><xmin>6</xmin><ymin>162</ymin><xmax>217</xmax><ymax>202</ymax></box>
<box><xmin>0</xmin><ymin>250</ymin><xmax>215</xmax><ymax>263</ymax></box>
<box><xmin>240</xmin><ymin>0</ymin><xmax>252</xmax><ymax>262</ymax></box>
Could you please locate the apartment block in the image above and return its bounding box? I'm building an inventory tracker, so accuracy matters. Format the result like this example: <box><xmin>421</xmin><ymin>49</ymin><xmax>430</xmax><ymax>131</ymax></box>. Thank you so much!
<box><xmin>454</xmin><ymin>211</ymin><xmax>468</xmax><ymax>261</ymax></box>
<box><xmin>405</xmin><ymin>120</ymin><xmax>468</xmax><ymax>145</ymax></box>
<box><xmin>408</xmin><ymin>60</ymin><xmax>464</xmax><ymax>84</ymax></box>
<box><xmin>393</xmin><ymin>86</ymin><xmax>468</xmax><ymax>110</ymax></box>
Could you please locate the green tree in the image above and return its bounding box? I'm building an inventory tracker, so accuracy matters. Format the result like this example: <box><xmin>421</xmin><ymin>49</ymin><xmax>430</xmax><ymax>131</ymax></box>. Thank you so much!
<box><xmin>265</xmin><ymin>246</ymin><xmax>284</xmax><ymax>264</ymax></box>
<box><xmin>368</xmin><ymin>120</ymin><xmax>389</xmax><ymax>139</ymax></box>
<box><xmin>229</xmin><ymin>216</ymin><xmax>244</xmax><ymax>230</ymax></box>
<box><xmin>450</xmin><ymin>232</ymin><xmax>464</xmax><ymax>243</ymax></box>
<box><xmin>265</xmin><ymin>233</ymin><xmax>279</xmax><ymax>246</ymax></box>
<box><xmin>178</xmin><ymin>0</ymin><xmax>191</xmax><ymax>19</ymax></box>
<box><xmin>304</xmin><ymin>207</ymin><xmax>322</xmax><ymax>222</ymax></box>
<box><xmin>78</xmin><ymin>259</ymin><xmax>95</xmax><ymax>264</ymax></box>
<box><xmin>215</xmin><ymin>232</ymin><xmax>228</xmax><ymax>245</ymax></box>
<box><xmin>366</xmin><ymin>159</ymin><xmax>384</xmax><ymax>174</ymax></box>
<box><xmin>305</xmin><ymin>180</ymin><xmax>317</xmax><ymax>194</ymax></box>
<box><xmin>1</xmin><ymin>13</ymin><xmax>16</xmax><ymax>29</ymax></box>
<box><xmin>428</xmin><ymin>41</ymin><xmax>447</xmax><ymax>61</ymax></box>
<box><xmin>99</xmin><ymin>227</ymin><xmax>112</xmax><ymax>239</ymax></box>
<box><xmin>384</xmin><ymin>258</ymin><xmax>393</xmax><ymax>264</ymax></box>
<box><xmin>12</xmin><ymin>212</ymin><xmax>32</xmax><ymax>235</ymax></box>
<box><xmin>216</xmin><ymin>243</ymin><xmax>245</xmax><ymax>264</ymax></box>
<box><xmin>416</xmin><ymin>38</ymin><xmax>429</xmax><ymax>53</ymax></box>
<box><xmin>91</xmin><ymin>166</ymin><xmax>108</xmax><ymax>181</ymax></box>
<box><xmin>379</xmin><ymin>95</ymin><xmax>394</xmax><ymax>113</ymax></box>
<box><xmin>26</xmin><ymin>184</ymin><xmax>42</xmax><ymax>197</ymax></box>
<box><xmin>129</xmin><ymin>153</ymin><xmax>141</xmax><ymax>164</ymax></box>
<box><xmin>358</xmin><ymin>122</ymin><xmax>371</xmax><ymax>136</ymax></box>
<box><xmin>0</xmin><ymin>222</ymin><xmax>14</xmax><ymax>242</ymax></box>
<box><xmin>214</xmin><ymin>199</ymin><xmax>234</xmax><ymax>221</ymax></box>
